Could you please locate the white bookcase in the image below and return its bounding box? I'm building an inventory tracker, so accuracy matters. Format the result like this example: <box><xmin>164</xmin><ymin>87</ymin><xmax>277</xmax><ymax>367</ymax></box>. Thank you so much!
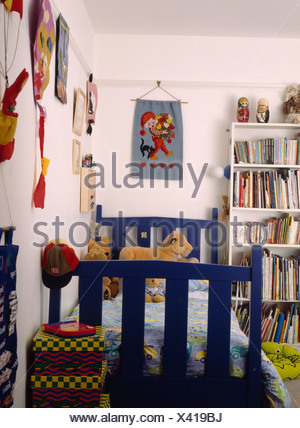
<box><xmin>228</xmin><ymin>122</ymin><xmax>300</xmax><ymax>343</ymax></box>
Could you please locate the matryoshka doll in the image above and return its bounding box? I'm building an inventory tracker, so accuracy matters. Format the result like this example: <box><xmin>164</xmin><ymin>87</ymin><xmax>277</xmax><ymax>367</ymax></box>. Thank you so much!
<box><xmin>237</xmin><ymin>97</ymin><xmax>250</xmax><ymax>122</ymax></box>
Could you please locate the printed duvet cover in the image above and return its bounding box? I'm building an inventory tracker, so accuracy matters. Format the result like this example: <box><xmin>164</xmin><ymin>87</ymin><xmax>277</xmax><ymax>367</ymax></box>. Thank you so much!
<box><xmin>69</xmin><ymin>293</ymin><xmax>290</xmax><ymax>408</ymax></box>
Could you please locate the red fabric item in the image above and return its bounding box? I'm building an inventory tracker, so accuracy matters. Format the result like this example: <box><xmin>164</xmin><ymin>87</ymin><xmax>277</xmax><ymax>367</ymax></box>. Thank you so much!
<box><xmin>33</xmin><ymin>104</ymin><xmax>46</xmax><ymax>209</ymax></box>
<box><xmin>0</xmin><ymin>139</ymin><xmax>15</xmax><ymax>163</ymax></box>
<box><xmin>1</xmin><ymin>0</ymin><xmax>23</xmax><ymax>19</ymax></box>
<box><xmin>33</xmin><ymin>174</ymin><xmax>45</xmax><ymax>209</ymax></box>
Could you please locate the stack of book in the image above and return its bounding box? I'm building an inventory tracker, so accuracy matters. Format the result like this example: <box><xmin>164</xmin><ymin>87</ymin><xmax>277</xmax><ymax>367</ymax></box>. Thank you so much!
<box><xmin>262</xmin><ymin>250</ymin><xmax>300</xmax><ymax>301</ymax></box>
<box><xmin>234</xmin><ymin>215</ymin><xmax>300</xmax><ymax>245</ymax></box>
<box><xmin>234</xmin><ymin>137</ymin><xmax>300</xmax><ymax>165</ymax></box>
<box><xmin>233</xmin><ymin>169</ymin><xmax>300</xmax><ymax>209</ymax></box>
<box><xmin>261</xmin><ymin>304</ymin><xmax>299</xmax><ymax>344</ymax></box>
<box><xmin>235</xmin><ymin>303</ymin><xmax>300</xmax><ymax>344</ymax></box>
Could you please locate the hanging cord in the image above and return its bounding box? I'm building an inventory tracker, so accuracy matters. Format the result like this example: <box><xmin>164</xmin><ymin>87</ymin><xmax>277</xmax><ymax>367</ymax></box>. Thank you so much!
<box><xmin>136</xmin><ymin>81</ymin><xmax>181</xmax><ymax>102</ymax></box>
<box><xmin>0</xmin><ymin>6</ymin><xmax>21</xmax><ymax>89</ymax></box>
<box><xmin>0</xmin><ymin>165</ymin><xmax>14</xmax><ymax>226</ymax></box>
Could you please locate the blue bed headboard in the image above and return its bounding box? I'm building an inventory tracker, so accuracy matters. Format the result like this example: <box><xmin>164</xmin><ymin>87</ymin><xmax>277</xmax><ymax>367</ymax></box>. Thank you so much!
<box><xmin>48</xmin><ymin>205</ymin><xmax>219</xmax><ymax>323</ymax></box>
<box><xmin>95</xmin><ymin>205</ymin><xmax>219</xmax><ymax>264</ymax></box>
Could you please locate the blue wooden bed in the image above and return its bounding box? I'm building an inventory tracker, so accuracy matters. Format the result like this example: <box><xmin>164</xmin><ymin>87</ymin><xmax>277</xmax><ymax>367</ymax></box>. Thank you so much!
<box><xmin>48</xmin><ymin>205</ymin><xmax>266</xmax><ymax>408</ymax></box>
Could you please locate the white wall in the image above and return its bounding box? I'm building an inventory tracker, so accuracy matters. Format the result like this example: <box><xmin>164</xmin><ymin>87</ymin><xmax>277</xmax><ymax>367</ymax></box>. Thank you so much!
<box><xmin>2</xmin><ymin>3</ymin><xmax>300</xmax><ymax>408</ymax></box>
<box><xmin>0</xmin><ymin>0</ymin><xmax>94</xmax><ymax>407</ymax></box>
<box><xmin>93</xmin><ymin>34</ymin><xmax>300</xmax><ymax>223</ymax></box>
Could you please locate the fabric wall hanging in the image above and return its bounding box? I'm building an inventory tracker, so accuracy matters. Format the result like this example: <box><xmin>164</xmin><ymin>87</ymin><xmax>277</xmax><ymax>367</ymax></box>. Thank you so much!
<box><xmin>55</xmin><ymin>13</ymin><xmax>69</xmax><ymax>104</ymax></box>
<box><xmin>132</xmin><ymin>99</ymin><xmax>183</xmax><ymax>180</ymax></box>
<box><xmin>0</xmin><ymin>227</ymin><xmax>19</xmax><ymax>407</ymax></box>
<box><xmin>32</xmin><ymin>0</ymin><xmax>55</xmax><ymax>209</ymax></box>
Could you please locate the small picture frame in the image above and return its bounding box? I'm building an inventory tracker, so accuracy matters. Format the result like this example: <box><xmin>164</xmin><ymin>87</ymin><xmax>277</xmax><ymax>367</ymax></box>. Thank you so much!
<box><xmin>73</xmin><ymin>88</ymin><xmax>86</xmax><ymax>136</ymax></box>
<box><xmin>72</xmin><ymin>139</ymin><xmax>81</xmax><ymax>174</ymax></box>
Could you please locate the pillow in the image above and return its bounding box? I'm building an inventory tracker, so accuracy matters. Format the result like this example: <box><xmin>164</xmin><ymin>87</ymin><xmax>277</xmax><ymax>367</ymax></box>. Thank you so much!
<box><xmin>188</xmin><ymin>279</ymin><xmax>209</xmax><ymax>292</ymax></box>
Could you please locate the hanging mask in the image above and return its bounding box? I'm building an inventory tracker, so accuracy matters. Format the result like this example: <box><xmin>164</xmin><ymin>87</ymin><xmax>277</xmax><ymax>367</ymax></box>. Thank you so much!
<box><xmin>33</xmin><ymin>0</ymin><xmax>55</xmax><ymax>101</ymax></box>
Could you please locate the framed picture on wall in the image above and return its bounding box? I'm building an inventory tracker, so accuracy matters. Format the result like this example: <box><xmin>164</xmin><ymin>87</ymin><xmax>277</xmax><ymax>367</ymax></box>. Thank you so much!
<box><xmin>72</xmin><ymin>139</ymin><xmax>81</xmax><ymax>174</ymax></box>
<box><xmin>73</xmin><ymin>88</ymin><xmax>86</xmax><ymax>136</ymax></box>
<box><xmin>55</xmin><ymin>13</ymin><xmax>69</xmax><ymax>104</ymax></box>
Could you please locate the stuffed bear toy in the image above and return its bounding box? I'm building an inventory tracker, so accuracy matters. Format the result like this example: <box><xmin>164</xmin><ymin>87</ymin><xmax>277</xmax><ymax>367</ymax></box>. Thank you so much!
<box><xmin>88</xmin><ymin>237</ymin><xmax>111</xmax><ymax>259</ymax></box>
<box><xmin>119</xmin><ymin>231</ymin><xmax>199</xmax><ymax>263</ymax></box>
<box><xmin>145</xmin><ymin>278</ymin><xmax>166</xmax><ymax>303</ymax></box>
<box><xmin>87</xmin><ymin>238</ymin><xmax>119</xmax><ymax>298</ymax></box>
<box><xmin>83</xmin><ymin>248</ymin><xmax>111</xmax><ymax>300</ymax></box>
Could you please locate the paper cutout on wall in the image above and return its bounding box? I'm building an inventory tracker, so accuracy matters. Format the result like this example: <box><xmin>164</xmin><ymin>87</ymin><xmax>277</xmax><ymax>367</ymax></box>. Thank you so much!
<box><xmin>32</xmin><ymin>0</ymin><xmax>55</xmax><ymax>209</ymax></box>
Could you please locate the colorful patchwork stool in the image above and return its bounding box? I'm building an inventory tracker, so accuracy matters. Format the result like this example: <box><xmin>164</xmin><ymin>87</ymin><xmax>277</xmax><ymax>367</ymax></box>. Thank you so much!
<box><xmin>31</xmin><ymin>326</ymin><xmax>110</xmax><ymax>407</ymax></box>
<box><xmin>31</xmin><ymin>362</ymin><xmax>109</xmax><ymax>407</ymax></box>
<box><xmin>32</xmin><ymin>326</ymin><xmax>105</xmax><ymax>376</ymax></box>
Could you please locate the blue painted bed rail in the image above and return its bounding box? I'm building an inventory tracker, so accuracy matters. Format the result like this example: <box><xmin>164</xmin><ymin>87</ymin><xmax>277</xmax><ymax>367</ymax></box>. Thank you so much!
<box><xmin>73</xmin><ymin>247</ymin><xmax>262</xmax><ymax>408</ymax></box>
<box><xmin>47</xmin><ymin>206</ymin><xmax>262</xmax><ymax>408</ymax></box>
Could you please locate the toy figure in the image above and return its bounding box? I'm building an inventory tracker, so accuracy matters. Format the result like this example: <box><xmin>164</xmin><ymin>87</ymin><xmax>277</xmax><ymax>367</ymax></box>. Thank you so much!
<box><xmin>256</xmin><ymin>98</ymin><xmax>269</xmax><ymax>123</ymax></box>
<box><xmin>237</xmin><ymin>97</ymin><xmax>249</xmax><ymax>122</ymax></box>
<box><xmin>283</xmin><ymin>85</ymin><xmax>300</xmax><ymax>123</ymax></box>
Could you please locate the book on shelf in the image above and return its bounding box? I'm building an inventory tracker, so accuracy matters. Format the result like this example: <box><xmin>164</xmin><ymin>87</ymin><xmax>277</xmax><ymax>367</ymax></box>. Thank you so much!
<box><xmin>232</xmin><ymin>168</ymin><xmax>300</xmax><ymax>209</ymax></box>
<box><xmin>234</xmin><ymin>137</ymin><xmax>300</xmax><ymax>165</ymax></box>
<box><xmin>261</xmin><ymin>250</ymin><xmax>300</xmax><ymax>301</ymax></box>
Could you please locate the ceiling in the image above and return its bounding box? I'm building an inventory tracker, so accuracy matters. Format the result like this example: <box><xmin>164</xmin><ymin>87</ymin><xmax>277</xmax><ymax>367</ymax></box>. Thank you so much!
<box><xmin>83</xmin><ymin>0</ymin><xmax>300</xmax><ymax>38</ymax></box>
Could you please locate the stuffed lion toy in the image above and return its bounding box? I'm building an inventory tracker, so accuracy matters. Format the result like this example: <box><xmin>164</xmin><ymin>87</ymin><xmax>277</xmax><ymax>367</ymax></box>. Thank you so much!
<box><xmin>119</xmin><ymin>231</ymin><xmax>199</xmax><ymax>263</ymax></box>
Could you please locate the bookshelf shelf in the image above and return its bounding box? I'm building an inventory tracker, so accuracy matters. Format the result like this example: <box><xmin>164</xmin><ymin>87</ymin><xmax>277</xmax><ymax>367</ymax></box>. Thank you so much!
<box><xmin>232</xmin><ymin>207</ymin><xmax>300</xmax><ymax>212</ymax></box>
<box><xmin>234</xmin><ymin>164</ymin><xmax>300</xmax><ymax>169</ymax></box>
<box><xmin>228</xmin><ymin>122</ymin><xmax>300</xmax><ymax>344</ymax></box>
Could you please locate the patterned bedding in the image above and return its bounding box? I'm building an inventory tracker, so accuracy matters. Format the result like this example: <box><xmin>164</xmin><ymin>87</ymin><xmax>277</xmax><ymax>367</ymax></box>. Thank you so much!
<box><xmin>68</xmin><ymin>287</ymin><xmax>291</xmax><ymax>408</ymax></box>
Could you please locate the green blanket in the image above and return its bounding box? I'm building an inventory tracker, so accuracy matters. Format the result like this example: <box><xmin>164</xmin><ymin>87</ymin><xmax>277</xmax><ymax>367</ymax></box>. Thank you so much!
<box><xmin>262</xmin><ymin>343</ymin><xmax>300</xmax><ymax>380</ymax></box>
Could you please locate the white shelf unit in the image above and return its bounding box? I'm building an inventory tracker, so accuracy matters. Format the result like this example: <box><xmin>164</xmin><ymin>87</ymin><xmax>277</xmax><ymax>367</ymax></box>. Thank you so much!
<box><xmin>228</xmin><ymin>122</ymin><xmax>300</xmax><ymax>343</ymax></box>
<box><xmin>228</xmin><ymin>122</ymin><xmax>300</xmax><ymax>265</ymax></box>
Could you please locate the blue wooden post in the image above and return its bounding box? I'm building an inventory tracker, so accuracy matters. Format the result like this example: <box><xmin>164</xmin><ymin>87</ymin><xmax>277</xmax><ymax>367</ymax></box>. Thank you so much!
<box><xmin>247</xmin><ymin>245</ymin><xmax>262</xmax><ymax>407</ymax></box>
<box><xmin>164</xmin><ymin>279</ymin><xmax>189</xmax><ymax>377</ymax></box>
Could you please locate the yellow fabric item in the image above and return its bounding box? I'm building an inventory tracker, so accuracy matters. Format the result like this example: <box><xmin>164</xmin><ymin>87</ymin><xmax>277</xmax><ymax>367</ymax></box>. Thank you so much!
<box><xmin>41</xmin><ymin>157</ymin><xmax>50</xmax><ymax>176</ymax></box>
<box><xmin>0</xmin><ymin>111</ymin><xmax>17</xmax><ymax>145</ymax></box>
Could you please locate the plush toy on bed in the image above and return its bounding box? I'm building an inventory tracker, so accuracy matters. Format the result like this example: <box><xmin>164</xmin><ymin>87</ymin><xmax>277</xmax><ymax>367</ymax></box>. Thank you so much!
<box><xmin>119</xmin><ymin>231</ymin><xmax>199</xmax><ymax>263</ymax></box>
<box><xmin>86</xmin><ymin>237</ymin><xmax>119</xmax><ymax>298</ymax></box>
<box><xmin>145</xmin><ymin>278</ymin><xmax>166</xmax><ymax>303</ymax></box>
<box><xmin>83</xmin><ymin>248</ymin><xmax>112</xmax><ymax>300</ymax></box>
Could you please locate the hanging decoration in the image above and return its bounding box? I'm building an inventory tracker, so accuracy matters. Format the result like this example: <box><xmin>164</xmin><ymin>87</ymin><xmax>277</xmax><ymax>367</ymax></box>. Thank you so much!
<box><xmin>86</xmin><ymin>74</ymin><xmax>98</xmax><ymax>135</ymax></box>
<box><xmin>32</xmin><ymin>0</ymin><xmax>55</xmax><ymax>209</ymax></box>
<box><xmin>132</xmin><ymin>82</ymin><xmax>184</xmax><ymax>181</ymax></box>
<box><xmin>0</xmin><ymin>0</ymin><xmax>22</xmax><ymax>18</ymax></box>
<box><xmin>0</xmin><ymin>68</ymin><xmax>28</xmax><ymax>162</ymax></box>
<box><xmin>55</xmin><ymin>13</ymin><xmax>69</xmax><ymax>104</ymax></box>
<box><xmin>0</xmin><ymin>0</ymin><xmax>28</xmax><ymax>163</ymax></box>
<box><xmin>0</xmin><ymin>227</ymin><xmax>19</xmax><ymax>407</ymax></box>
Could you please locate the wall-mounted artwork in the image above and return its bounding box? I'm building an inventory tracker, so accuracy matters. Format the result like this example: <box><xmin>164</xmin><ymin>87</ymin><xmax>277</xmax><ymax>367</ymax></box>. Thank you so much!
<box><xmin>73</xmin><ymin>88</ymin><xmax>86</xmax><ymax>136</ymax></box>
<box><xmin>55</xmin><ymin>13</ymin><xmax>69</xmax><ymax>104</ymax></box>
<box><xmin>86</xmin><ymin>74</ymin><xmax>98</xmax><ymax>135</ymax></box>
<box><xmin>80</xmin><ymin>167</ymin><xmax>96</xmax><ymax>212</ymax></box>
<box><xmin>72</xmin><ymin>139</ymin><xmax>81</xmax><ymax>174</ymax></box>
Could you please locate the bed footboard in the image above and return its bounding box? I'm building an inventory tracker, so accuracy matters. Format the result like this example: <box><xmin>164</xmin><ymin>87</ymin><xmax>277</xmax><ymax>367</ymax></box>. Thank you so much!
<box><xmin>74</xmin><ymin>246</ymin><xmax>262</xmax><ymax>408</ymax></box>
